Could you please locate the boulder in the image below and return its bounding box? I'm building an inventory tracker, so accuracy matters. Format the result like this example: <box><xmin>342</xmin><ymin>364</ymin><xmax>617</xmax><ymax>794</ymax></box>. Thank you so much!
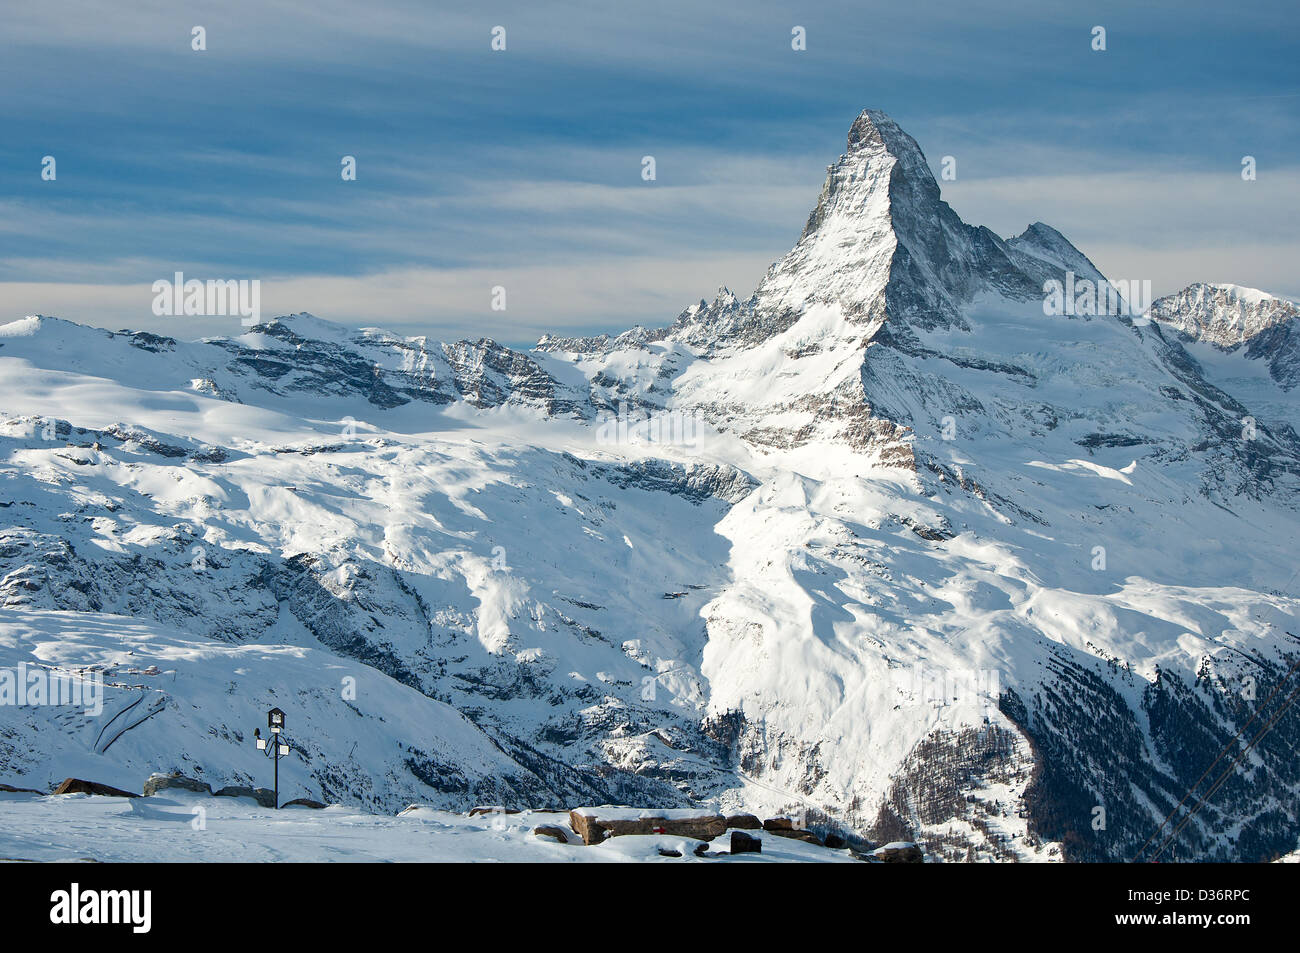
<box><xmin>780</xmin><ymin>826</ymin><xmax>821</xmax><ymax>842</ymax></box>
<box><xmin>759</xmin><ymin>826</ymin><xmax>821</xmax><ymax>847</ymax></box>
<box><xmin>214</xmin><ymin>785</ymin><xmax>278</xmax><ymax>808</ymax></box>
<box><xmin>824</xmin><ymin>832</ymin><xmax>848</xmax><ymax>850</ymax></box>
<box><xmin>532</xmin><ymin>825</ymin><xmax>572</xmax><ymax>844</ymax></box>
<box><xmin>468</xmin><ymin>805</ymin><xmax>521</xmax><ymax>817</ymax></box>
<box><xmin>726</xmin><ymin>813</ymin><xmax>762</xmax><ymax>830</ymax></box>
<box><xmin>569</xmin><ymin>808</ymin><xmax>728</xmax><ymax>845</ymax></box>
<box><xmin>872</xmin><ymin>842</ymin><xmax>924</xmax><ymax>863</ymax></box>
<box><xmin>282</xmin><ymin>798</ymin><xmax>326</xmax><ymax>809</ymax></box>
<box><xmin>143</xmin><ymin>773</ymin><xmax>212</xmax><ymax>797</ymax></box>
<box><xmin>770</xmin><ymin>829</ymin><xmax>824</xmax><ymax>846</ymax></box>
<box><xmin>761</xmin><ymin>816</ymin><xmax>823</xmax><ymax>845</ymax></box>
<box><xmin>52</xmin><ymin>778</ymin><xmax>138</xmax><ymax>798</ymax></box>
<box><xmin>730</xmin><ymin>831</ymin><xmax>763</xmax><ymax>854</ymax></box>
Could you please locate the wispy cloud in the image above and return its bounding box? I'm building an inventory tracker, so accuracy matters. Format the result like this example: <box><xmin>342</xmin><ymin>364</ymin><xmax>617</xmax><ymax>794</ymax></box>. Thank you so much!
<box><xmin>0</xmin><ymin>254</ymin><xmax>775</xmax><ymax>347</ymax></box>
<box><xmin>3</xmin><ymin>0</ymin><xmax>1297</xmax><ymax>339</ymax></box>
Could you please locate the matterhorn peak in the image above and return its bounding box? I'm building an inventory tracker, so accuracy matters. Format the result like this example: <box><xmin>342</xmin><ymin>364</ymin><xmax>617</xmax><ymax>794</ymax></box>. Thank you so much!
<box><xmin>795</xmin><ymin>109</ymin><xmax>941</xmax><ymax>243</ymax></box>
<box><xmin>758</xmin><ymin>109</ymin><xmax>1022</xmax><ymax>330</ymax></box>
<box><xmin>844</xmin><ymin>109</ymin><xmax>938</xmax><ymax>190</ymax></box>
<box><xmin>845</xmin><ymin>108</ymin><xmax>906</xmax><ymax>153</ymax></box>
<box><xmin>846</xmin><ymin>108</ymin><xmax>943</xmax><ymax>207</ymax></box>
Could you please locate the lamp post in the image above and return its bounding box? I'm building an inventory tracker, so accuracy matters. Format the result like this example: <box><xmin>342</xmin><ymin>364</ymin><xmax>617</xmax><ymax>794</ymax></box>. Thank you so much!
<box><xmin>253</xmin><ymin>707</ymin><xmax>290</xmax><ymax>809</ymax></box>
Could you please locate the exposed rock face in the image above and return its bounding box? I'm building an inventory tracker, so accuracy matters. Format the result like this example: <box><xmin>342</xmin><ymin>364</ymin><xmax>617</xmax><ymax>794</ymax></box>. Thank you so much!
<box><xmin>1150</xmin><ymin>283</ymin><xmax>1300</xmax><ymax>401</ymax></box>
<box><xmin>202</xmin><ymin>316</ymin><xmax>594</xmax><ymax>417</ymax></box>
<box><xmin>725</xmin><ymin>813</ymin><xmax>762</xmax><ymax>830</ymax></box>
<box><xmin>1150</xmin><ymin>283</ymin><xmax>1300</xmax><ymax>351</ymax></box>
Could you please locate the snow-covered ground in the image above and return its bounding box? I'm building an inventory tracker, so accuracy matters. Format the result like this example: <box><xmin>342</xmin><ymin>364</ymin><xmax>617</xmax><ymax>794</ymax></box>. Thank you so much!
<box><xmin>0</xmin><ymin>791</ymin><xmax>853</xmax><ymax>863</ymax></box>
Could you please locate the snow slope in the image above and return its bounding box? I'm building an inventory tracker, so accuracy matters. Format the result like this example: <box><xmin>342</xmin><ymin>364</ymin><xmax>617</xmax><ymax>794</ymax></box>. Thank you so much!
<box><xmin>0</xmin><ymin>791</ymin><xmax>852</xmax><ymax>863</ymax></box>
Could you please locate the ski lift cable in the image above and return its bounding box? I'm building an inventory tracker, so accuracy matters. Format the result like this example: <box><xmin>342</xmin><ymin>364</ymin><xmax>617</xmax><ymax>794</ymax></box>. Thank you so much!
<box><xmin>1130</xmin><ymin>650</ymin><xmax>1300</xmax><ymax>862</ymax></box>
<box><xmin>1149</xmin><ymin>681</ymin><xmax>1300</xmax><ymax>863</ymax></box>
<box><xmin>1147</xmin><ymin>680</ymin><xmax>1300</xmax><ymax>863</ymax></box>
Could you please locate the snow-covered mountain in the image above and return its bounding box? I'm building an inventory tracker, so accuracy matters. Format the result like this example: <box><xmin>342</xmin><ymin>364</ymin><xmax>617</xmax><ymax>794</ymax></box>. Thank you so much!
<box><xmin>2</xmin><ymin>109</ymin><xmax>1298</xmax><ymax>862</ymax></box>
<box><xmin>1151</xmin><ymin>282</ymin><xmax>1299</xmax><ymax>352</ymax></box>
<box><xmin>1149</xmin><ymin>283</ymin><xmax>1300</xmax><ymax>440</ymax></box>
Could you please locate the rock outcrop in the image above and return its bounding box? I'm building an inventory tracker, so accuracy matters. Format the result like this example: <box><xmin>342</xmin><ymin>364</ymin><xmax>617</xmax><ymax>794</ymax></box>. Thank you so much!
<box><xmin>569</xmin><ymin>808</ymin><xmax>727</xmax><ymax>845</ymax></box>
<box><xmin>52</xmin><ymin>778</ymin><xmax>138</xmax><ymax>798</ymax></box>
<box><xmin>143</xmin><ymin>773</ymin><xmax>212</xmax><ymax>797</ymax></box>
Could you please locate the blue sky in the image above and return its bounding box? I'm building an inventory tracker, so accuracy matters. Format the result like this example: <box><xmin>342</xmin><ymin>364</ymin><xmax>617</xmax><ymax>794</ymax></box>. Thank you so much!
<box><xmin>2</xmin><ymin>0</ymin><xmax>1297</xmax><ymax>345</ymax></box>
